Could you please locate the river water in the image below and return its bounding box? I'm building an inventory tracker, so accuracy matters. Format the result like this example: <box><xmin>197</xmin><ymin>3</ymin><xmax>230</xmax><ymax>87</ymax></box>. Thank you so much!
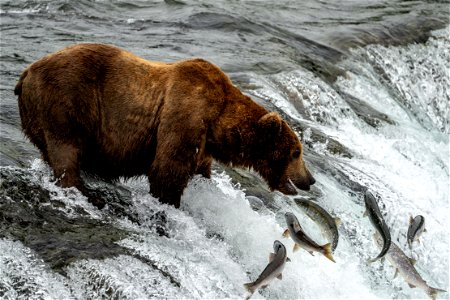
<box><xmin>0</xmin><ymin>1</ymin><xmax>449</xmax><ymax>299</ymax></box>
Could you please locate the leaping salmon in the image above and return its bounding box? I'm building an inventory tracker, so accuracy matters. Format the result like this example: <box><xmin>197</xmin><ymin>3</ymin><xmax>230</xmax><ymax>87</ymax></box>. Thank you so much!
<box><xmin>364</xmin><ymin>190</ymin><xmax>391</xmax><ymax>262</ymax></box>
<box><xmin>295</xmin><ymin>198</ymin><xmax>340</xmax><ymax>252</ymax></box>
<box><xmin>243</xmin><ymin>240</ymin><xmax>290</xmax><ymax>299</ymax></box>
<box><xmin>283</xmin><ymin>212</ymin><xmax>335</xmax><ymax>263</ymax></box>
<box><xmin>373</xmin><ymin>233</ymin><xmax>446</xmax><ymax>300</ymax></box>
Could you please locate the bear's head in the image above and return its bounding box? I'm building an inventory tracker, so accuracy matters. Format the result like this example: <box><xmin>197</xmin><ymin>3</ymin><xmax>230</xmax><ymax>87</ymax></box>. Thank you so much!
<box><xmin>254</xmin><ymin>112</ymin><xmax>315</xmax><ymax>194</ymax></box>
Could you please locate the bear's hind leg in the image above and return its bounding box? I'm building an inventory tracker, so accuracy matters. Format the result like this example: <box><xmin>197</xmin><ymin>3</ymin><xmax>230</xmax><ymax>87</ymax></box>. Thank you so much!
<box><xmin>45</xmin><ymin>135</ymin><xmax>82</xmax><ymax>188</ymax></box>
<box><xmin>44</xmin><ymin>135</ymin><xmax>105</xmax><ymax>209</ymax></box>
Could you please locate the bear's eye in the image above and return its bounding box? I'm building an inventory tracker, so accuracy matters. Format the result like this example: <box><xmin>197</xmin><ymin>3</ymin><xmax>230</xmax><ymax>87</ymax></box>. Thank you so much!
<box><xmin>292</xmin><ymin>149</ymin><xmax>301</xmax><ymax>159</ymax></box>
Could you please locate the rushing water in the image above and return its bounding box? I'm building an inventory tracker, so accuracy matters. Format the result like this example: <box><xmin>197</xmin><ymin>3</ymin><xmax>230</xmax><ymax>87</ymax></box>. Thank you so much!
<box><xmin>0</xmin><ymin>1</ymin><xmax>449</xmax><ymax>299</ymax></box>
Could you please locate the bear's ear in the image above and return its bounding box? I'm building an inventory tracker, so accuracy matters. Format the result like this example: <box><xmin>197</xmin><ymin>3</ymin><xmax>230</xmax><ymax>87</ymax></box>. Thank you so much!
<box><xmin>258</xmin><ymin>112</ymin><xmax>282</xmax><ymax>139</ymax></box>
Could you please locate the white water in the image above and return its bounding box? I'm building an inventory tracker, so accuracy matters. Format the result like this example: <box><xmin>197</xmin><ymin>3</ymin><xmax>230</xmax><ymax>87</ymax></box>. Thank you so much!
<box><xmin>1</xmin><ymin>28</ymin><xmax>449</xmax><ymax>299</ymax></box>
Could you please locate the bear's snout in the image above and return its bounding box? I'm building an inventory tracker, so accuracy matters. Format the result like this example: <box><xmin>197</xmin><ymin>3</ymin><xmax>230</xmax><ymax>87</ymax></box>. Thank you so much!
<box><xmin>292</xmin><ymin>178</ymin><xmax>312</xmax><ymax>191</ymax></box>
<box><xmin>307</xmin><ymin>169</ymin><xmax>316</xmax><ymax>185</ymax></box>
<box><xmin>283</xmin><ymin>166</ymin><xmax>315</xmax><ymax>193</ymax></box>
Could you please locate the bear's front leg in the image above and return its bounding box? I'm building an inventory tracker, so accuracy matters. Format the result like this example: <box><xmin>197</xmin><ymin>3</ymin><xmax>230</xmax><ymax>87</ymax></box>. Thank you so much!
<box><xmin>149</xmin><ymin>116</ymin><xmax>207</xmax><ymax>208</ymax></box>
<box><xmin>195</xmin><ymin>156</ymin><xmax>212</xmax><ymax>178</ymax></box>
<box><xmin>148</xmin><ymin>165</ymin><xmax>191</xmax><ymax>208</ymax></box>
<box><xmin>148</xmin><ymin>144</ymin><xmax>198</xmax><ymax>208</ymax></box>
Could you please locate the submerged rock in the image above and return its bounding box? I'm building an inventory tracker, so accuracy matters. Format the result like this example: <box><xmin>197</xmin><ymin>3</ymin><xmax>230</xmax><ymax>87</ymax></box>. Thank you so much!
<box><xmin>0</xmin><ymin>166</ymin><xmax>172</xmax><ymax>276</ymax></box>
<box><xmin>213</xmin><ymin>163</ymin><xmax>275</xmax><ymax>206</ymax></box>
<box><xmin>0</xmin><ymin>167</ymin><xmax>130</xmax><ymax>275</ymax></box>
<box><xmin>337</xmin><ymin>90</ymin><xmax>396</xmax><ymax>128</ymax></box>
<box><xmin>249</xmin><ymin>93</ymin><xmax>354</xmax><ymax>158</ymax></box>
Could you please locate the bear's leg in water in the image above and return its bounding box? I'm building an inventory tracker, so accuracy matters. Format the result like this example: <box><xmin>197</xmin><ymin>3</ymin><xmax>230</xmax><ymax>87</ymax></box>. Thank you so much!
<box><xmin>44</xmin><ymin>134</ymin><xmax>106</xmax><ymax>209</ymax></box>
<box><xmin>195</xmin><ymin>156</ymin><xmax>212</xmax><ymax>178</ymax></box>
<box><xmin>148</xmin><ymin>121</ymin><xmax>206</xmax><ymax>208</ymax></box>
<box><xmin>148</xmin><ymin>146</ymin><xmax>196</xmax><ymax>208</ymax></box>
<box><xmin>148</xmin><ymin>163</ymin><xmax>191</xmax><ymax>208</ymax></box>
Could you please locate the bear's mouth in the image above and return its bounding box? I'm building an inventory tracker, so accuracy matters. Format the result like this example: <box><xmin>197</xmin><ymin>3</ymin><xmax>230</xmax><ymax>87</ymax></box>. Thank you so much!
<box><xmin>279</xmin><ymin>178</ymin><xmax>298</xmax><ymax>195</ymax></box>
<box><xmin>285</xmin><ymin>178</ymin><xmax>298</xmax><ymax>194</ymax></box>
<box><xmin>279</xmin><ymin>178</ymin><xmax>310</xmax><ymax>194</ymax></box>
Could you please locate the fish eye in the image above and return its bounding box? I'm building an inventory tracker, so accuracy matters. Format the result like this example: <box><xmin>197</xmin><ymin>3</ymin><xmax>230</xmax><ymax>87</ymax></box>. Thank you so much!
<box><xmin>292</xmin><ymin>149</ymin><xmax>301</xmax><ymax>159</ymax></box>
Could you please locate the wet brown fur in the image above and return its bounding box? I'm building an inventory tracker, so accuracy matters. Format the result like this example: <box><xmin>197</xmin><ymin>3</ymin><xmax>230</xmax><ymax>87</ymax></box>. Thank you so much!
<box><xmin>15</xmin><ymin>43</ymin><xmax>315</xmax><ymax>208</ymax></box>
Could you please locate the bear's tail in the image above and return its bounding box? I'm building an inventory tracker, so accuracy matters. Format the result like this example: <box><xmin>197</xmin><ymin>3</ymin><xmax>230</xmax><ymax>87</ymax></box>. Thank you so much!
<box><xmin>14</xmin><ymin>69</ymin><xmax>28</xmax><ymax>96</ymax></box>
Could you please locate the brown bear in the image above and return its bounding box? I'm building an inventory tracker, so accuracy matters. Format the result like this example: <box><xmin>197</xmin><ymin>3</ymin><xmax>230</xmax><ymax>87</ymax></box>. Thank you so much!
<box><xmin>15</xmin><ymin>43</ymin><xmax>315</xmax><ymax>209</ymax></box>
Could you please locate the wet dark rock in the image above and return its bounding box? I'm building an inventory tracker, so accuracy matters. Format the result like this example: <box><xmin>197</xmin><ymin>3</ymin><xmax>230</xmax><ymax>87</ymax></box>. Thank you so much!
<box><xmin>351</xmin><ymin>17</ymin><xmax>446</xmax><ymax>49</ymax></box>
<box><xmin>298</xmin><ymin>58</ymin><xmax>347</xmax><ymax>84</ymax></box>
<box><xmin>149</xmin><ymin>210</ymin><xmax>169</xmax><ymax>237</ymax></box>
<box><xmin>246</xmin><ymin>196</ymin><xmax>265</xmax><ymax>212</ymax></box>
<box><xmin>308</xmin><ymin>155</ymin><xmax>368</xmax><ymax>195</ymax></box>
<box><xmin>337</xmin><ymin>90</ymin><xmax>396</xmax><ymax>128</ymax></box>
<box><xmin>213</xmin><ymin>163</ymin><xmax>276</xmax><ymax>208</ymax></box>
<box><xmin>85</xmin><ymin>180</ymin><xmax>139</xmax><ymax>224</ymax></box>
<box><xmin>291</xmin><ymin>121</ymin><xmax>354</xmax><ymax>159</ymax></box>
<box><xmin>130</xmin><ymin>253</ymin><xmax>181</xmax><ymax>288</ymax></box>
<box><xmin>0</xmin><ymin>167</ymin><xmax>169</xmax><ymax>276</ymax></box>
<box><xmin>249</xmin><ymin>93</ymin><xmax>354</xmax><ymax>159</ymax></box>
<box><xmin>0</xmin><ymin>168</ymin><xmax>129</xmax><ymax>275</ymax></box>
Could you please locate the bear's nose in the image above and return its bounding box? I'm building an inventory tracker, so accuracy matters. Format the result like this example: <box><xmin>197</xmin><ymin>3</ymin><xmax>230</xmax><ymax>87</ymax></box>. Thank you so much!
<box><xmin>309</xmin><ymin>176</ymin><xmax>316</xmax><ymax>185</ymax></box>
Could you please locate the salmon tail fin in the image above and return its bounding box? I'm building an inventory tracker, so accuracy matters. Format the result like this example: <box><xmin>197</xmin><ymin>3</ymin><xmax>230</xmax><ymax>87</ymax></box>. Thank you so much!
<box><xmin>427</xmin><ymin>286</ymin><xmax>446</xmax><ymax>300</ymax></box>
<box><xmin>243</xmin><ymin>282</ymin><xmax>254</xmax><ymax>293</ymax></box>
<box><xmin>323</xmin><ymin>243</ymin><xmax>336</xmax><ymax>263</ymax></box>
<box><xmin>367</xmin><ymin>257</ymin><xmax>378</xmax><ymax>264</ymax></box>
<box><xmin>243</xmin><ymin>282</ymin><xmax>255</xmax><ymax>300</ymax></box>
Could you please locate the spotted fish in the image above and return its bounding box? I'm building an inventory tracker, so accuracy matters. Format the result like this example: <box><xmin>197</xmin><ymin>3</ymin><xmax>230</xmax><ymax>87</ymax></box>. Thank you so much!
<box><xmin>295</xmin><ymin>198</ymin><xmax>340</xmax><ymax>252</ymax></box>
<box><xmin>364</xmin><ymin>190</ymin><xmax>391</xmax><ymax>262</ymax></box>
<box><xmin>373</xmin><ymin>233</ymin><xmax>446</xmax><ymax>300</ymax></box>
<box><xmin>283</xmin><ymin>212</ymin><xmax>335</xmax><ymax>262</ymax></box>
<box><xmin>243</xmin><ymin>240</ymin><xmax>290</xmax><ymax>299</ymax></box>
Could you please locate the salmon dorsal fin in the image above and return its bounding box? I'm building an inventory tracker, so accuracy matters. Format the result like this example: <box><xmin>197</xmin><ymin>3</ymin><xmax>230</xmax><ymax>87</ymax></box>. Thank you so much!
<box><xmin>276</xmin><ymin>273</ymin><xmax>282</xmax><ymax>280</ymax></box>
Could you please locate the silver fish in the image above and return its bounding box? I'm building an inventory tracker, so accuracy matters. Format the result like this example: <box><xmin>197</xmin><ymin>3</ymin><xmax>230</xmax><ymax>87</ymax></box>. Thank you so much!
<box><xmin>364</xmin><ymin>190</ymin><xmax>391</xmax><ymax>262</ymax></box>
<box><xmin>295</xmin><ymin>198</ymin><xmax>340</xmax><ymax>252</ymax></box>
<box><xmin>373</xmin><ymin>233</ymin><xmax>446</xmax><ymax>300</ymax></box>
<box><xmin>283</xmin><ymin>212</ymin><xmax>335</xmax><ymax>262</ymax></box>
<box><xmin>243</xmin><ymin>240</ymin><xmax>290</xmax><ymax>299</ymax></box>
<box><xmin>407</xmin><ymin>215</ymin><xmax>425</xmax><ymax>248</ymax></box>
